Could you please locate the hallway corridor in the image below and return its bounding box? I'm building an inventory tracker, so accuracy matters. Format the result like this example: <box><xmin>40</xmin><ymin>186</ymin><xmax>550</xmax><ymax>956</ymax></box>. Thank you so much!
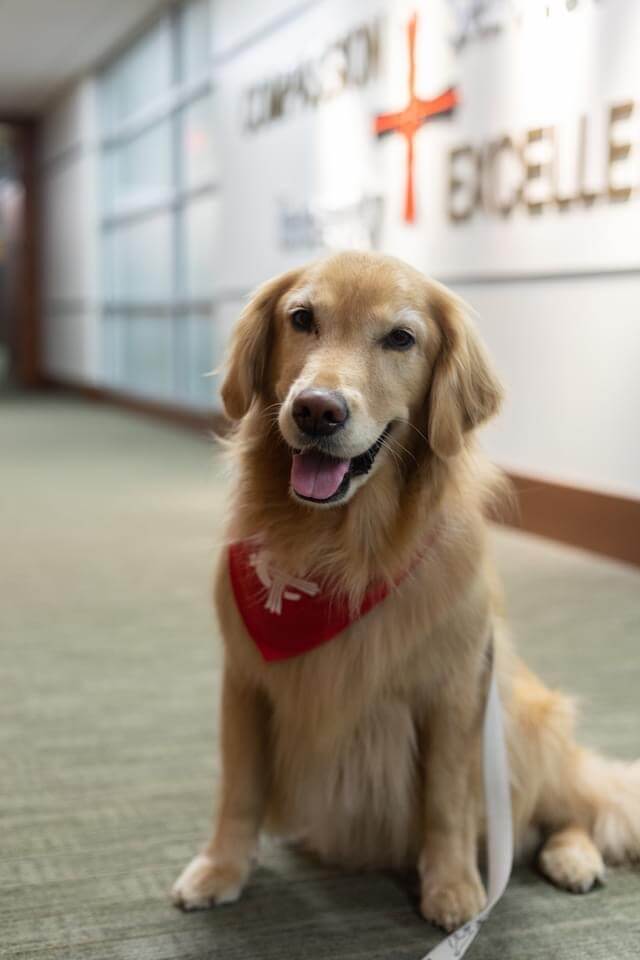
<box><xmin>2</xmin><ymin>394</ymin><xmax>639</xmax><ymax>960</ymax></box>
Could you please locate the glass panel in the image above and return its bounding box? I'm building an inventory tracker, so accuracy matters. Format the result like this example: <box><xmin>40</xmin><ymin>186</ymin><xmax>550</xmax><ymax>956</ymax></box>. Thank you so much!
<box><xmin>101</xmin><ymin>315</ymin><xmax>124</xmax><ymax>387</ymax></box>
<box><xmin>104</xmin><ymin>213</ymin><xmax>173</xmax><ymax>303</ymax></box>
<box><xmin>181</xmin><ymin>196</ymin><xmax>216</xmax><ymax>299</ymax></box>
<box><xmin>179</xmin><ymin>95</ymin><xmax>215</xmax><ymax>189</ymax></box>
<box><xmin>97</xmin><ymin>3</ymin><xmax>219</xmax><ymax>410</ymax></box>
<box><xmin>123</xmin><ymin>315</ymin><xmax>174</xmax><ymax>399</ymax></box>
<box><xmin>178</xmin><ymin>0</ymin><xmax>210</xmax><ymax>83</ymax></box>
<box><xmin>104</xmin><ymin>120</ymin><xmax>172</xmax><ymax>213</ymax></box>
<box><xmin>178</xmin><ymin>314</ymin><xmax>215</xmax><ymax>407</ymax></box>
<box><xmin>101</xmin><ymin>17</ymin><xmax>172</xmax><ymax>131</ymax></box>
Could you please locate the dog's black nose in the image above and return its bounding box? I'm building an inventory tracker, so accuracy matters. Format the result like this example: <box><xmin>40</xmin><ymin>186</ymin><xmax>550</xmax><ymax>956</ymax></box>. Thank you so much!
<box><xmin>292</xmin><ymin>389</ymin><xmax>349</xmax><ymax>437</ymax></box>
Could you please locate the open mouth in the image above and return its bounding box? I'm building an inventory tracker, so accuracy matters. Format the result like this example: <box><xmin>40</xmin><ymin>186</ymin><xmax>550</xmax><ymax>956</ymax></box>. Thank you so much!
<box><xmin>290</xmin><ymin>425</ymin><xmax>391</xmax><ymax>504</ymax></box>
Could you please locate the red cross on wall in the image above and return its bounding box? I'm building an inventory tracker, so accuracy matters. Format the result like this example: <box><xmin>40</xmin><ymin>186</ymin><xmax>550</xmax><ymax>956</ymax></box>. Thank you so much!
<box><xmin>374</xmin><ymin>13</ymin><xmax>459</xmax><ymax>223</ymax></box>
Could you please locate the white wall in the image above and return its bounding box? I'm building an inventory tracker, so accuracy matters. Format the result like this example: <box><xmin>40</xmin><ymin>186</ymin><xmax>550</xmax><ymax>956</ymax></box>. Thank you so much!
<box><xmin>37</xmin><ymin>0</ymin><xmax>640</xmax><ymax>501</ymax></box>
<box><xmin>460</xmin><ymin>275</ymin><xmax>640</xmax><ymax>500</ymax></box>
<box><xmin>207</xmin><ymin>0</ymin><xmax>640</xmax><ymax>501</ymax></box>
<box><xmin>210</xmin><ymin>0</ymin><xmax>322</xmax><ymax>61</ymax></box>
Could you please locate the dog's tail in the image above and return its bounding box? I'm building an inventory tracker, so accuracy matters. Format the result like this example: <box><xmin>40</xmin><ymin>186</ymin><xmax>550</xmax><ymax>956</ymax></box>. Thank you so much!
<box><xmin>574</xmin><ymin>751</ymin><xmax>640</xmax><ymax>863</ymax></box>
<box><xmin>509</xmin><ymin>663</ymin><xmax>640</xmax><ymax>863</ymax></box>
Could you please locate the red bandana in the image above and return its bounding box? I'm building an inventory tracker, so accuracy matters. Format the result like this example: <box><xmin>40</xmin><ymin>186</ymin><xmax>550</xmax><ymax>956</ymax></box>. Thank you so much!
<box><xmin>228</xmin><ymin>539</ymin><xmax>391</xmax><ymax>662</ymax></box>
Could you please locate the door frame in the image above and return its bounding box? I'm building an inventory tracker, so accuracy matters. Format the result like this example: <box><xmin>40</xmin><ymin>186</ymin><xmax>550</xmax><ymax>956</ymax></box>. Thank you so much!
<box><xmin>0</xmin><ymin>116</ymin><xmax>40</xmax><ymax>386</ymax></box>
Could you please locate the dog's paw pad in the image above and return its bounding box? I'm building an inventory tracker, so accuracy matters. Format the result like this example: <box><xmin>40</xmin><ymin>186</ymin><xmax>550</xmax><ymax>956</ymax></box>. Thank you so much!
<box><xmin>171</xmin><ymin>854</ymin><xmax>247</xmax><ymax>911</ymax></box>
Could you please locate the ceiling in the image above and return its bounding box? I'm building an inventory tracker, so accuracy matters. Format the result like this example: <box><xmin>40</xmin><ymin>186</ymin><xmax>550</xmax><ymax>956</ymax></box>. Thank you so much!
<box><xmin>0</xmin><ymin>0</ymin><xmax>167</xmax><ymax>114</ymax></box>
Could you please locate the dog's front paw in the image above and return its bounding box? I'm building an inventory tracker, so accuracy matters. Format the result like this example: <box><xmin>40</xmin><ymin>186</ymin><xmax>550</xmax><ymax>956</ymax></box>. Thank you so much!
<box><xmin>171</xmin><ymin>853</ymin><xmax>249</xmax><ymax>911</ymax></box>
<box><xmin>420</xmin><ymin>868</ymin><xmax>487</xmax><ymax>932</ymax></box>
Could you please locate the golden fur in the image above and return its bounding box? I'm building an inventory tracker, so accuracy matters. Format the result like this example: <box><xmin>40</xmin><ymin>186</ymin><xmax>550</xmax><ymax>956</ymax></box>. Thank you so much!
<box><xmin>172</xmin><ymin>252</ymin><xmax>639</xmax><ymax>931</ymax></box>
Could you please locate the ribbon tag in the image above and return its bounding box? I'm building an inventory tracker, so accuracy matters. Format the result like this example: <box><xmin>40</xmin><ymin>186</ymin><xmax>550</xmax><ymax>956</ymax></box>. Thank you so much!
<box><xmin>420</xmin><ymin>660</ymin><xmax>513</xmax><ymax>959</ymax></box>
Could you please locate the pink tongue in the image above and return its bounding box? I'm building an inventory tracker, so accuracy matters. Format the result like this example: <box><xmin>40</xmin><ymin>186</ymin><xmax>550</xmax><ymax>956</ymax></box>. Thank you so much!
<box><xmin>291</xmin><ymin>450</ymin><xmax>350</xmax><ymax>500</ymax></box>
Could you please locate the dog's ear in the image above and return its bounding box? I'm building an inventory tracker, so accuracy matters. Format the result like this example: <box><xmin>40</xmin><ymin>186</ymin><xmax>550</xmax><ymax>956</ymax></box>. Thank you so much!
<box><xmin>221</xmin><ymin>268</ymin><xmax>301</xmax><ymax>420</ymax></box>
<box><xmin>427</xmin><ymin>284</ymin><xmax>503</xmax><ymax>459</ymax></box>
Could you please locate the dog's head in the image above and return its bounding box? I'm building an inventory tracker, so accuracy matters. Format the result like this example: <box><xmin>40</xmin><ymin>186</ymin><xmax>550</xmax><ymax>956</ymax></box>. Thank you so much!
<box><xmin>221</xmin><ymin>252</ymin><xmax>502</xmax><ymax>507</ymax></box>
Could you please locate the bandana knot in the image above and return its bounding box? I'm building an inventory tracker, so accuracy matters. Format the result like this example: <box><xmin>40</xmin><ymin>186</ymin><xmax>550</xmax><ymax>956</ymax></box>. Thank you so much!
<box><xmin>249</xmin><ymin>548</ymin><xmax>320</xmax><ymax>615</ymax></box>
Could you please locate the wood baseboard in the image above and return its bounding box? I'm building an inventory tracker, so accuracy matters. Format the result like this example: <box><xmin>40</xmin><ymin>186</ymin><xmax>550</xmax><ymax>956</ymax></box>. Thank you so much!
<box><xmin>41</xmin><ymin>378</ymin><xmax>228</xmax><ymax>436</ymax></box>
<box><xmin>504</xmin><ymin>473</ymin><xmax>640</xmax><ymax>568</ymax></box>
<box><xmin>39</xmin><ymin>378</ymin><xmax>640</xmax><ymax>567</ymax></box>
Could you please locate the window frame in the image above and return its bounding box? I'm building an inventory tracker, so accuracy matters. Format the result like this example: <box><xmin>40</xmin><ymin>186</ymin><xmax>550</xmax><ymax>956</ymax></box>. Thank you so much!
<box><xmin>97</xmin><ymin>0</ymin><xmax>217</xmax><ymax>408</ymax></box>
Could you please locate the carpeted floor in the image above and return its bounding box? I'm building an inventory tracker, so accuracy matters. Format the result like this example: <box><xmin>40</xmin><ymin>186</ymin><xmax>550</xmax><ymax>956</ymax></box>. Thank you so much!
<box><xmin>1</xmin><ymin>393</ymin><xmax>639</xmax><ymax>960</ymax></box>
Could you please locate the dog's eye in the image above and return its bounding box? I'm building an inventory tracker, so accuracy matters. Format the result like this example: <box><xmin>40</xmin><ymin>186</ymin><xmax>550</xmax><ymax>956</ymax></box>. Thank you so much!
<box><xmin>383</xmin><ymin>328</ymin><xmax>415</xmax><ymax>350</ymax></box>
<box><xmin>290</xmin><ymin>308</ymin><xmax>314</xmax><ymax>333</ymax></box>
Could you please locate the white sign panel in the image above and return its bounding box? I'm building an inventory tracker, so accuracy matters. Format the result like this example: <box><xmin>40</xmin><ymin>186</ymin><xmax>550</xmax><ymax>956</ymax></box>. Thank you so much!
<box><xmin>214</xmin><ymin>0</ymin><xmax>640</xmax><ymax>288</ymax></box>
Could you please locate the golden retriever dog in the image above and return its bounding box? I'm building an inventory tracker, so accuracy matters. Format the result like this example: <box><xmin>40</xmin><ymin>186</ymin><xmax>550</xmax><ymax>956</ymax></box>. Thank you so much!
<box><xmin>172</xmin><ymin>251</ymin><xmax>639</xmax><ymax>931</ymax></box>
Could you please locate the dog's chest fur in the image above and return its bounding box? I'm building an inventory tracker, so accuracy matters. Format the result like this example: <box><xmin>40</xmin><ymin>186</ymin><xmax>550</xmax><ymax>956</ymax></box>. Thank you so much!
<box><xmin>218</xmin><ymin>555</ymin><xmax>488</xmax><ymax>869</ymax></box>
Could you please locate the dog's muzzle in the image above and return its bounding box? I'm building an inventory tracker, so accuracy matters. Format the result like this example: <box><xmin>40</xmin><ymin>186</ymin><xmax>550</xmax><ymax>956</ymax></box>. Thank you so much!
<box><xmin>290</xmin><ymin>424</ymin><xmax>391</xmax><ymax>504</ymax></box>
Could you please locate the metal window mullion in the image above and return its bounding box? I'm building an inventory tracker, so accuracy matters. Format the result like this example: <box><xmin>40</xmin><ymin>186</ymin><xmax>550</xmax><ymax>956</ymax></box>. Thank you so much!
<box><xmin>100</xmin><ymin>181</ymin><xmax>217</xmax><ymax>229</ymax></box>
<box><xmin>103</xmin><ymin>300</ymin><xmax>213</xmax><ymax>317</ymax></box>
<box><xmin>170</xmin><ymin>2</ymin><xmax>186</xmax><ymax>404</ymax></box>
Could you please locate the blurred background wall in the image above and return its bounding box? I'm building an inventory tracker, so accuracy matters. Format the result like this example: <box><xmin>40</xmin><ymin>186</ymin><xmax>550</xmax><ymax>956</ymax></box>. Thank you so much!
<box><xmin>1</xmin><ymin>0</ymin><xmax>639</xmax><ymax>560</ymax></box>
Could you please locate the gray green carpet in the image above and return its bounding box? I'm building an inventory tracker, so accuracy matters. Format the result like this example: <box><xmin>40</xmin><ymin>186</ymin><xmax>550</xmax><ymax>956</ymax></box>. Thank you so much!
<box><xmin>1</xmin><ymin>393</ymin><xmax>639</xmax><ymax>960</ymax></box>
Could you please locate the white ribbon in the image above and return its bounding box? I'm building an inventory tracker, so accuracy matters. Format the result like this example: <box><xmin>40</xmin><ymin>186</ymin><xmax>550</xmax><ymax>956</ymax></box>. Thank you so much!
<box><xmin>421</xmin><ymin>659</ymin><xmax>513</xmax><ymax>959</ymax></box>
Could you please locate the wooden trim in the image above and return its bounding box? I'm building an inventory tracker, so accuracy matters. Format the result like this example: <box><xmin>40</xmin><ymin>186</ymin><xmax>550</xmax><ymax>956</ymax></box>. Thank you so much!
<box><xmin>504</xmin><ymin>473</ymin><xmax>640</xmax><ymax>568</ymax></box>
<box><xmin>0</xmin><ymin>113</ymin><xmax>34</xmax><ymax>124</ymax></box>
<box><xmin>0</xmin><ymin>118</ymin><xmax>40</xmax><ymax>386</ymax></box>
<box><xmin>19</xmin><ymin>121</ymin><xmax>40</xmax><ymax>385</ymax></box>
<box><xmin>42</xmin><ymin>378</ymin><xmax>229</xmax><ymax>436</ymax></box>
